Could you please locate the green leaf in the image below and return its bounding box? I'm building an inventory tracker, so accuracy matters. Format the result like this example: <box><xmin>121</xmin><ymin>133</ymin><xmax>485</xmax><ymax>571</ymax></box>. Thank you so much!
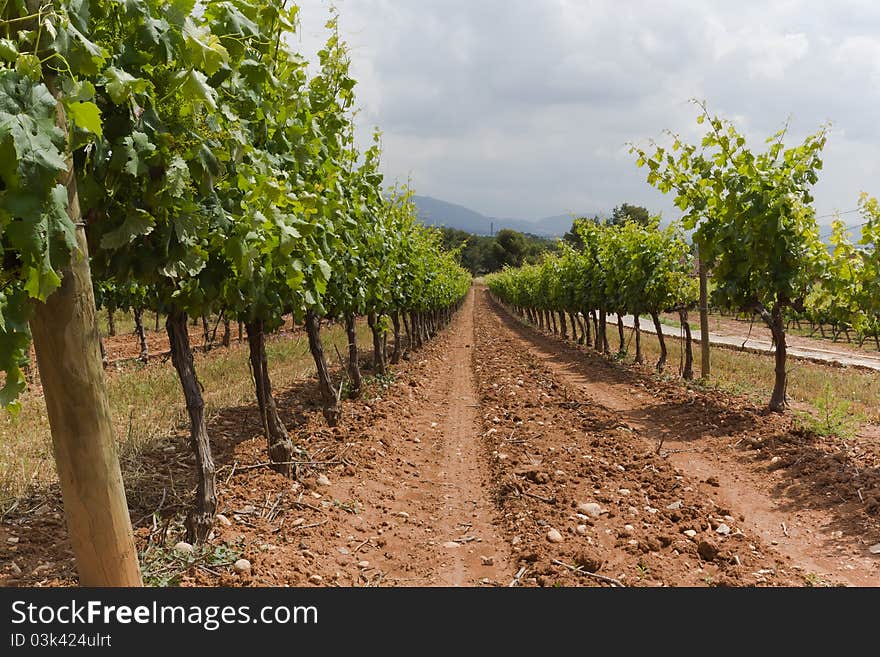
<box><xmin>23</xmin><ymin>251</ymin><xmax>62</xmax><ymax>300</ymax></box>
<box><xmin>317</xmin><ymin>258</ymin><xmax>332</xmax><ymax>281</ymax></box>
<box><xmin>67</xmin><ymin>101</ymin><xmax>102</xmax><ymax>136</ymax></box>
<box><xmin>164</xmin><ymin>155</ymin><xmax>190</xmax><ymax>196</ymax></box>
<box><xmin>45</xmin><ymin>184</ymin><xmax>78</xmax><ymax>270</ymax></box>
<box><xmin>105</xmin><ymin>67</ymin><xmax>148</xmax><ymax>104</ymax></box>
<box><xmin>178</xmin><ymin>69</ymin><xmax>217</xmax><ymax>109</ymax></box>
<box><xmin>100</xmin><ymin>209</ymin><xmax>156</xmax><ymax>249</ymax></box>
<box><xmin>14</xmin><ymin>54</ymin><xmax>42</xmax><ymax>81</ymax></box>
<box><xmin>0</xmin><ymin>39</ymin><xmax>18</xmax><ymax>62</ymax></box>
<box><xmin>183</xmin><ymin>19</ymin><xmax>229</xmax><ymax>75</ymax></box>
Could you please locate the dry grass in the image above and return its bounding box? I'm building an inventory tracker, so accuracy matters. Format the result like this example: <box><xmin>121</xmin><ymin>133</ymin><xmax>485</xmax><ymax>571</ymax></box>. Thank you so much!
<box><xmin>614</xmin><ymin>327</ymin><xmax>880</xmax><ymax>422</ymax></box>
<box><xmin>0</xmin><ymin>322</ymin><xmax>374</xmax><ymax>512</ymax></box>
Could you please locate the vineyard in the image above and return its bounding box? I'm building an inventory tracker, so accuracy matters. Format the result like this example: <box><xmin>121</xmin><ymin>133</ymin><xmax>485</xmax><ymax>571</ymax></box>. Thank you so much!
<box><xmin>489</xmin><ymin>106</ymin><xmax>880</xmax><ymax>414</ymax></box>
<box><xmin>0</xmin><ymin>1</ymin><xmax>470</xmax><ymax>585</ymax></box>
<box><xmin>0</xmin><ymin>1</ymin><xmax>879</xmax><ymax>593</ymax></box>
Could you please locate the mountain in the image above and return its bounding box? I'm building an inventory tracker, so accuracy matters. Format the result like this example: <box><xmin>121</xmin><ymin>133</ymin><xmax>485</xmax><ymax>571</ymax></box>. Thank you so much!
<box><xmin>412</xmin><ymin>196</ymin><xmax>494</xmax><ymax>235</ymax></box>
<box><xmin>412</xmin><ymin>195</ymin><xmax>601</xmax><ymax>237</ymax></box>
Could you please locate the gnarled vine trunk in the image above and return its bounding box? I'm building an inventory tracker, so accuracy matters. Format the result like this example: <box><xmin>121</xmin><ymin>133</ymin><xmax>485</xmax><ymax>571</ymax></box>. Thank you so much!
<box><xmin>391</xmin><ymin>311</ymin><xmax>402</xmax><ymax>364</ymax></box>
<box><xmin>651</xmin><ymin>311</ymin><xmax>667</xmax><ymax>372</ymax></box>
<box><xmin>201</xmin><ymin>315</ymin><xmax>210</xmax><ymax>351</ymax></box>
<box><xmin>758</xmin><ymin>302</ymin><xmax>788</xmax><ymax>412</ymax></box>
<box><xmin>368</xmin><ymin>312</ymin><xmax>387</xmax><ymax>375</ymax></box>
<box><xmin>305</xmin><ymin>311</ymin><xmax>340</xmax><ymax>425</ymax></box>
<box><xmin>134</xmin><ymin>307</ymin><xmax>148</xmax><ymax>362</ymax></box>
<box><xmin>617</xmin><ymin>315</ymin><xmax>625</xmax><ymax>353</ymax></box>
<box><xmin>409</xmin><ymin>311</ymin><xmax>421</xmax><ymax>349</ymax></box>
<box><xmin>634</xmin><ymin>314</ymin><xmax>644</xmax><ymax>364</ymax></box>
<box><xmin>345</xmin><ymin>314</ymin><xmax>362</xmax><ymax>398</ymax></box>
<box><xmin>599</xmin><ymin>309</ymin><xmax>609</xmax><ymax>354</ymax></box>
<box><xmin>246</xmin><ymin>318</ymin><xmax>294</xmax><ymax>477</ymax></box>
<box><xmin>166</xmin><ymin>310</ymin><xmax>216</xmax><ymax>543</ymax></box>
<box><xmin>401</xmin><ymin>311</ymin><xmax>412</xmax><ymax>357</ymax></box>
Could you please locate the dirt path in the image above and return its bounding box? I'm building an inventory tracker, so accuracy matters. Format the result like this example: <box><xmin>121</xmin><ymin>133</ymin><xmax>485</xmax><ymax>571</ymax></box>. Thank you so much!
<box><xmin>366</xmin><ymin>289</ymin><xmax>512</xmax><ymax>585</ymax></box>
<box><xmin>263</xmin><ymin>288</ymin><xmax>513</xmax><ymax>587</ymax></box>
<box><xmin>501</xmin><ymin>299</ymin><xmax>879</xmax><ymax>586</ymax></box>
<box><xmin>609</xmin><ymin>313</ymin><xmax>880</xmax><ymax>372</ymax></box>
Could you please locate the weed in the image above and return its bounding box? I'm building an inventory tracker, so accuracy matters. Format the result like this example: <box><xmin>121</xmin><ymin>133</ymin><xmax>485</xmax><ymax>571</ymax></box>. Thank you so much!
<box><xmin>803</xmin><ymin>572</ymin><xmax>827</xmax><ymax>587</ymax></box>
<box><xmin>332</xmin><ymin>499</ymin><xmax>360</xmax><ymax>515</ymax></box>
<box><xmin>139</xmin><ymin>539</ymin><xmax>244</xmax><ymax>587</ymax></box>
<box><xmin>794</xmin><ymin>383</ymin><xmax>862</xmax><ymax>439</ymax></box>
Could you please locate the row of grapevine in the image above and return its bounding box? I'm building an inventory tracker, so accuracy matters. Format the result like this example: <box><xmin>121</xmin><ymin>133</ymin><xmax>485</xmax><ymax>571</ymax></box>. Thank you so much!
<box><xmin>486</xmin><ymin>219</ymin><xmax>697</xmax><ymax>375</ymax></box>
<box><xmin>631</xmin><ymin>102</ymin><xmax>880</xmax><ymax>411</ymax></box>
<box><xmin>794</xmin><ymin>196</ymin><xmax>880</xmax><ymax>349</ymax></box>
<box><xmin>492</xmin><ymin>102</ymin><xmax>879</xmax><ymax>415</ymax></box>
<box><xmin>0</xmin><ymin>1</ymin><xmax>469</xmax><ymax>584</ymax></box>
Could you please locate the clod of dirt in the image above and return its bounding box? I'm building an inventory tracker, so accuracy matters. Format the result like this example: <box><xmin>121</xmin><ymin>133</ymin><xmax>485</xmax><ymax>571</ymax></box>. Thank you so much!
<box><xmin>546</xmin><ymin>529</ymin><xmax>564</xmax><ymax>543</ymax></box>
<box><xmin>523</xmin><ymin>469</ymin><xmax>550</xmax><ymax>484</ymax></box>
<box><xmin>481</xmin><ymin>556</ymin><xmax>495</xmax><ymax>566</ymax></box>
<box><xmin>641</xmin><ymin>537</ymin><xmax>661</xmax><ymax>552</ymax></box>
<box><xmin>233</xmin><ymin>558</ymin><xmax>251</xmax><ymax>575</ymax></box>
<box><xmin>572</xmin><ymin>550</ymin><xmax>603</xmax><ymax>573</ymax></box>
<box><xmin>698</xmin><ymin>540</ymin><xmax>719</xmax><ymax>562</ymax></box>
<box><xmin>705</xmin><ymin>476</ymin><xmax>721</xmax><ymax>487</ymax></box>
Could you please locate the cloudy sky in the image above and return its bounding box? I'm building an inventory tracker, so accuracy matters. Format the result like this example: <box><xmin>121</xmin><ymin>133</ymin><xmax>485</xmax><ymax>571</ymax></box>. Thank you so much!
<box><xmin>294</xmin><ymin>0</ymin><xmax>880</xmax><ymax>227</ymax></box>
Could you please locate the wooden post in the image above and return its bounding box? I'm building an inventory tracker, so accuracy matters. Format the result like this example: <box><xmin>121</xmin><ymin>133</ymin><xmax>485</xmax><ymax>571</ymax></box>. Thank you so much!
<box><xmin>28</xmin><ymin>160</ymin><xmax>142</xmax><ymax>586</ymax></box>
<box><xmin>698</xmin><ymin>245</ymin><xmax>710</xmax><ymax>379</ymax></box>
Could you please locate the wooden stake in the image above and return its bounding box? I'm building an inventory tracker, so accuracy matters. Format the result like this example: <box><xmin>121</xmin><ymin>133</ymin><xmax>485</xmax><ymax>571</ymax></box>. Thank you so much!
<box><xmin>28</xmin><ymin>159</ymin><xmax>142</xmax><ymax>586</ymax></box>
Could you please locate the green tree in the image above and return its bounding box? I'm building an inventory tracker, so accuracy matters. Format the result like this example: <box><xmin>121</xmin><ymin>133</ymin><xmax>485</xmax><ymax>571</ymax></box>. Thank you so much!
<box><xmin>631</xmin><ymin>102</ymin><xmax>828</xmax><ymax>411</ymax></box>
<box><xmin>608</xmin><ymin>203</ymin><xmax>651</xmax><ymax>227</ymax></box>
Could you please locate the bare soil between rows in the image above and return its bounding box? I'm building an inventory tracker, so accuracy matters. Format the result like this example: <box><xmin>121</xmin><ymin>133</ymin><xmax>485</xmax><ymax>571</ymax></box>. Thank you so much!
<box><xmin>2</xmin><ymin>288</ymin><xmax>877</xmax><ymax>587</ymax></box>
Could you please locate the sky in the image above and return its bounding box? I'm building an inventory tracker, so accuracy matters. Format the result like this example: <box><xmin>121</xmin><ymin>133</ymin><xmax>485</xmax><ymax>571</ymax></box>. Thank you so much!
<box><xmin>293</xmin><ymin>0</ymin><xmax>880</xmax><ymax>227</ymax></box>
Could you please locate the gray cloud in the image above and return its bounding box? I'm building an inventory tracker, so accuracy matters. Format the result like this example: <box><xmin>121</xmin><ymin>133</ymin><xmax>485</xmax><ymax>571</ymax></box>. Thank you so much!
<box><xmin>295</xmin><ymin>0</ymin><xmax>880</xmax><ymax>224</ymax></box>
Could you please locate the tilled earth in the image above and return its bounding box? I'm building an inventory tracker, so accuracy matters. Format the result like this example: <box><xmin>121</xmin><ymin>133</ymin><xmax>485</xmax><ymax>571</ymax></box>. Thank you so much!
<box><xmin>2</xmin><ymin>288</ymin><xmax>877</xmax><ymax>587</ymax></box>
<box><xmin>474</xmin><ymin>295</ymin><xmax>806</xmax><ymax>587</ymax></box>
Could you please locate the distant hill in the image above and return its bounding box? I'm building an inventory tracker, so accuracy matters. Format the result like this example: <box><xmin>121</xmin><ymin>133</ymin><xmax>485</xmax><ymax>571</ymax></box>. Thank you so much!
<box><xmin>412</xmin><ymin>195</ymin><xmax>601</xmax><ymax>237</ymax></box>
